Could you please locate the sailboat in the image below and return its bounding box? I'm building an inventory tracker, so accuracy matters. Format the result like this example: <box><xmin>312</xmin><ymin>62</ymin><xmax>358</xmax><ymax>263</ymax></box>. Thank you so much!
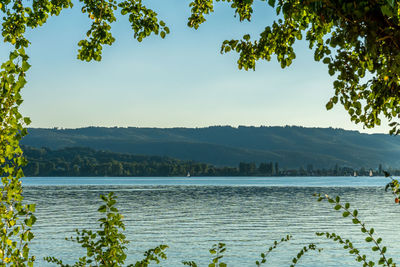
<box><xmin>369</xmin><ymin>170</ymin><xmax>373</xmax><ymax>177</ymax></box>
<box><xmin>186</xmin><ymin>172</ymin><xmax>191</xmax><ymax>177</ymax></box>
<box><xmin>353</xmin><ymin>171</ymin><xmax>357</xmax><ymax>177</ymax></box>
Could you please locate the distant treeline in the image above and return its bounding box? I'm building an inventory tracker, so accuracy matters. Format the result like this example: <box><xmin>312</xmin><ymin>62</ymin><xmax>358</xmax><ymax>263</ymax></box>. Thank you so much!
<box><xmin>22</xmin><ymin>146</ymin><xmax>394</xmax><ymax>177</ymax></box>
<box><xmin>22</xmin><ymin>146</ymin><xmax>236</xmax><ymax>177</ymax></box>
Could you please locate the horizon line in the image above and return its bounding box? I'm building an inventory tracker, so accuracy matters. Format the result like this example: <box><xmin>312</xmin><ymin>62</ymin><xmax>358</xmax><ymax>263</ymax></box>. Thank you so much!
<box><xmin>26</xmin><ymin>124</ymin><xmax>377</xmax><ymax>133</ymax></box>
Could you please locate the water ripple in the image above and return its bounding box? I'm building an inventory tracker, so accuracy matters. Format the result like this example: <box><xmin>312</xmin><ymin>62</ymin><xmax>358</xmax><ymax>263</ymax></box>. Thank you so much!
<box><xmin>22</xmin><ymin>185</ymin><xmax>400</xmax><ymax>266</ymax></box>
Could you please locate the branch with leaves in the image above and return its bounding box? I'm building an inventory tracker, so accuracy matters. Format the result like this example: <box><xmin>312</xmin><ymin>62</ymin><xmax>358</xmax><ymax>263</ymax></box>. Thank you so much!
<box><xmin>315</xmin><ymin>193</ymin><xmax>396</xmax><ymax>266</ymax></box>
<box><xmin>316</xmin><ymin>232</ymin><xmax>374</xmax><ymax>267</ymax></box>
<box><xmin>44</xmin><ymin>192</ymin><xmax>168</xmax><ymax>267</ymax></box>
<box><xmin>290</xmin><ymin>243</ymin><xmax>322</xmax><ymax>267</ymax></box>
<box><xmin>183</xmin><ymin>242</ymin><xmax>227</xmax><ymax>267</ymax></box>
<box><xmin>187</xmin><ymin>0</ymin><xmax>400</xmax><ymax>133</ymax></box>
<box><xmin>256</xmin><ymin>235</ymin><xmax>292</xmax><ymax>266</ymax></box>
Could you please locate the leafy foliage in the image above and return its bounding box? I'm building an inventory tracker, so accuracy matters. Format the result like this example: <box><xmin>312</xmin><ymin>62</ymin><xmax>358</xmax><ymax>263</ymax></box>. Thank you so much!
<box><xmin>44</xmin><ymin>192</ymin><xmax>168</xmax><ymax>267</ymax></box>
<box><xmin>289</xmin><ymin>243</ymin><xmax>322</xmax><ymax>267</ymax></box>
<box><xmin>182</xmin><ymin>243</ymin><xmax>227</xmax><ymax>267</ymax></box>
<box><xmin>255</xmin><ymin>235</ymin><xmax>291</xmax><ymax>266</ymax></box>
<box><xmin>383</xmin><ymin>171</ymin><xmax>400</xmax><ymax>206</ymax></box>
<box><xmin>315</xmin><ymin>193</ymin><xmax>395</xmax><ymax>266</ymax></box>
<box><xmin>208</xmin><ymin>243</ymin><xmax>227</xmax><ymax>267</ymax></box>
<box><xmin>315</xmin><ymin>232</ymin><xmax>374</xmax><ymax>267</ymax></box>
<box><xmin>186</xmin><ymin>0</ymin><xmax>400</xmax><ymax>133</ymax></box>
<box><xmin>0</xmin><ymin>22</ymin><xmax>35</xmax><ymax>267</ymax></box>
<box><xmin>77</xmin><ymin>0</ymin><xmax>170</xmax><ymax>61</ymax></box>
<box><xmin>254</xmin><ymin>234</ymin><xmax>321</xmax><ymax>267</ymax></box>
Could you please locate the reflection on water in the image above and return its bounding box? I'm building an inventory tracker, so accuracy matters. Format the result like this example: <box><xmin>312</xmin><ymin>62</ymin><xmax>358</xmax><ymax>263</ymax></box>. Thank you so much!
<box><xmin>23</xmin><ymin>184</ymin><xmax>399</xmax><ymax>266</ymax></box>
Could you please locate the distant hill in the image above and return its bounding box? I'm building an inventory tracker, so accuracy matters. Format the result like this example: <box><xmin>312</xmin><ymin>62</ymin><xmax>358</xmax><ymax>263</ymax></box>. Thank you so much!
<box><xmin>21</xmin><ymin>126</ymin><xmax>400</xmax><ymax>168</ymax></box>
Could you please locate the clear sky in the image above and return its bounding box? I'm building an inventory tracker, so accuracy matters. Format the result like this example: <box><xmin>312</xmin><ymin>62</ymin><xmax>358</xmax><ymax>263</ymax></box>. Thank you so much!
<box><xmin>0</xmin><ymin>1</ymin><xmax>391</xmax><ymax>133</ymax></box>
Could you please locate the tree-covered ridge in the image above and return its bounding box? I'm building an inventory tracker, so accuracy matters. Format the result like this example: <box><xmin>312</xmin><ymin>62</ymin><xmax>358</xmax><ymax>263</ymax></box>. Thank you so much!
<box><xmin>22</xmin><ymin>145</ymin><xmax>393</xmax><ymax>177</ymax></box>
<box><xmin>22</xmin><ymin>126</ymin><xmax>400</xmax><ymax>168</ymax></box>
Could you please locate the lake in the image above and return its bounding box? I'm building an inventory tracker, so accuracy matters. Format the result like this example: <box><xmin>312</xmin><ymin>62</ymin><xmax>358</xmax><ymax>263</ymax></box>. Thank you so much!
<box><xmin>21</xmin><ymin>176</ymin><xmax>400</xmax><ymax>266</ymax></box>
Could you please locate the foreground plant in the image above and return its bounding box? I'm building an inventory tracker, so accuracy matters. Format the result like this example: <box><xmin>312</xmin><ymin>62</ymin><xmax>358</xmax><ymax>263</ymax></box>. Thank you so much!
<box><xmin>0</xmin><ymin>74</ymin><xmax>35</xmax><ymax>265</ymax></box>
<box><xmin>0</xmin><ymin>171</ymin><xmax>36</xmax><ymax>266</ymax></box>
<box><xmin>384</xmin><ymin>171</ymin><xmax>400</xmax><ymax>205</ymax></box>
<box><xmin>255</xmin><ymin>235</ymin><xmax>321</xmax><ymax>267</ymax></box>
<box><xmin>44</xmin><ymin>192</ymin><xmax>168</xmax><ymax>267</ymax></box>
<box><xmin>182</xmin><ymin>242</ymin><xmax>227</xmax><ymax>267</ymax></box>
<box><xmin>315</xmin><ymin>193</ymin><xmax>395</xmax><ymax>266</ymax></box>
<box><xmin>182</xmin><ymin>235</ymin><xmax>320</xmax><ymax>267</ymax></box>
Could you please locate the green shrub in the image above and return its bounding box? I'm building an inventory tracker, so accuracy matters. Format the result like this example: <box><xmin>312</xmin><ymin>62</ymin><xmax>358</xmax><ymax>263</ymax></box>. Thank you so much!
<box><xmin>44</xmin><ymin>192</ymin><xmax>168</xmax><ymax>267</ymax></box>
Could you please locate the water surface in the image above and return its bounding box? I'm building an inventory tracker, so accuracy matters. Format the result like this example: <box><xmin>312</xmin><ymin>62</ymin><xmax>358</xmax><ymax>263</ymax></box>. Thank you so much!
<box><xmin>22</xmin><ymin>176</ymin><xmax>390</xmax><ymax>187</ymax></box>
<box><xmin>21</xmin><ymin>176</ymin><xmax>400</xmax><ymax>266</ymax></box>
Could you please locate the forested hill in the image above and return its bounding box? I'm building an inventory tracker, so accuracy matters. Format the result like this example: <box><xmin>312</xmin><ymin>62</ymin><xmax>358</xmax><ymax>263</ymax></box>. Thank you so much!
<box><xmin>21</xmin><ymin>126</ymin><xmax>400</xmax><ymax>168</ymax></box>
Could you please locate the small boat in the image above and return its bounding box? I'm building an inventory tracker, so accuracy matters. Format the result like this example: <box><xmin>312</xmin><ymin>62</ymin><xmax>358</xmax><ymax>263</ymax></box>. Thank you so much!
<box><xmin>369</xmin><ymin>170</ymin><xmax>373</xmax><ymax>177</ymax></box>
<box><xmin>354</xmin><ymin>171</ymin><xmax>357</xmax><ymax>177</ymax></box>
<box><xmin>186</xmin><ymin>172</ymin><xmax>191</xmax><ymax>177</ymax></box>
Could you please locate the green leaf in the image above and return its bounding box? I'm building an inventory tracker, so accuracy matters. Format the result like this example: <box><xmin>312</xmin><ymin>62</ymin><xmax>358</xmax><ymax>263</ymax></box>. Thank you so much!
<box><xmin>326</xmin><ymin>101</ymin><xmax>333</xmax><ymax>110</ymax></box>
<box><xmin>22</xmin><ymin>61</ymin><xmax>31</xmax><ymax>72</ymax></box>
<box><xmin>380</xmin><ymin>5</ymin><xmax>393</xmax><ymax>17</ymax></box>
<box><xmin>98</xmin><ymin>205</ymin><xmax>107</xmax><ymax>212</ymax></box>
<box><xmin>268</xmin><ymin>0</ymin><xmax>276</xmax><ymax>7</ymax></box>
<box><xmin>322</xmin><ymin>57</ymin><xmax>330</xmax><ymax>64</ymax></box>
<box><xmin>24</xmin><ymin>117</ymin><xmax>32</xmax><ymax>125</ymax></box>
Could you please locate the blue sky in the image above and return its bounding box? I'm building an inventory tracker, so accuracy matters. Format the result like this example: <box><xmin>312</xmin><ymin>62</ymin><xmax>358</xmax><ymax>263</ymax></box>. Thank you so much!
<box><xmin>1</xmin><ymin>1</ymin><xmax>390</xmax><ymax>133</ymax></box>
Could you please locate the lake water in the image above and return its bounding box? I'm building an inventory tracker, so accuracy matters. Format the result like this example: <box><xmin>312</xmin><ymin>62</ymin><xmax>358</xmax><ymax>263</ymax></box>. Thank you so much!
<box><xmin>21</xmin><ymin>176</ymin><xmax>400</xmax><ymax>266</ymax></box>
